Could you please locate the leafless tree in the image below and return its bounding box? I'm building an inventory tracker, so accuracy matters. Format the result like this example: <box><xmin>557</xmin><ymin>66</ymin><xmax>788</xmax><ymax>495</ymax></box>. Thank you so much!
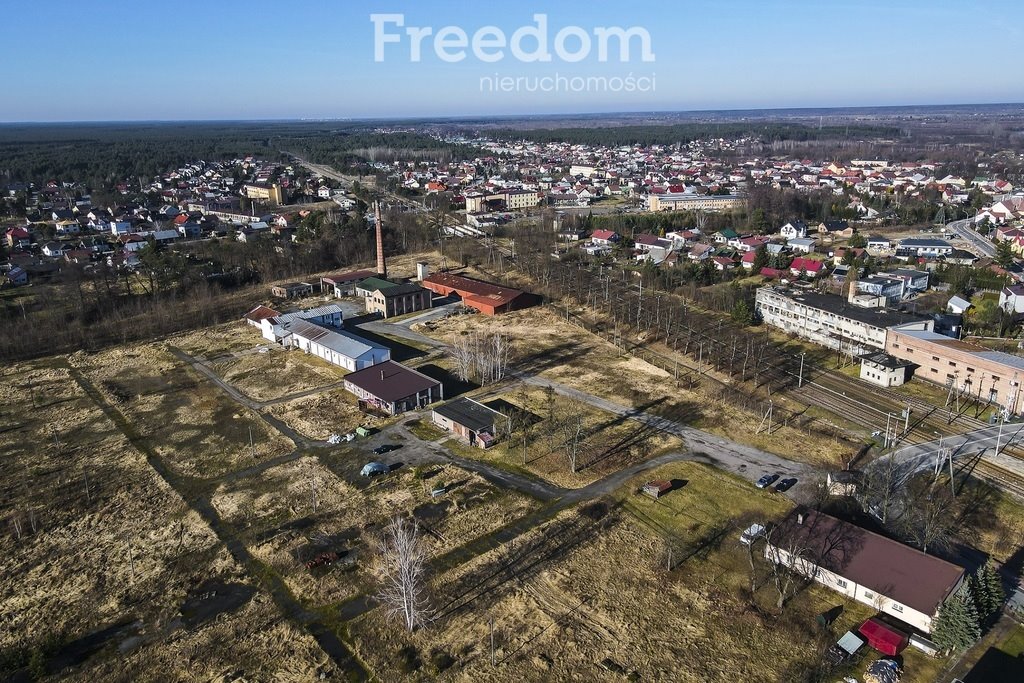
<box><xmin>447</xmin><ymin>331</ymin><xmax>512</xmax><ymax>385</ymax></box>
<box><xmin>898</xmin><ymin>477</ymin><xmax>957</xmax><ymax>554</ymax></box>
<box><xmin>377</xmin><ymin>516</ymin><xmax>433</xmax><ymax>632</ymax></box>
<box><xmin>859</xmin><ymin>453</ymin><xmax>903</xmax><ymax>525</ymax></box>
<box><xmin>554</xmin><ymin>400</ymin><xmax>587</xmax><ymax>473</ymax></box>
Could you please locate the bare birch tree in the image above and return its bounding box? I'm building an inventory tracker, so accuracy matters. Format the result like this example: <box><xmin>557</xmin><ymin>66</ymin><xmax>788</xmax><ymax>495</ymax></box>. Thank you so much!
<box><xmin>555</xmin><ymin>400</ymin><xmax>587</xmax><ymax>473</ymax></box>
<box><xmin>377</xmin><ymin>516</ymin><xmax>433</xmax><ymax>632</ymax></box>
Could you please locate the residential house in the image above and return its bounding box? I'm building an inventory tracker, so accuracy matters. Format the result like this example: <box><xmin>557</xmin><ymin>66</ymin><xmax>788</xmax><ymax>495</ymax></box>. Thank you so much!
<box><xmin>946</xmin><ymin>295</ymin><xmax>972</xmax><ymax>315</ymax></box>
<box><xmin>865</xmin><ymin>236</ymin><xmax>891</xmax><ymax>251</ymax></box>
<box><xmin>42</xmin><ymin>242</ymin><xmax>66</xmax><ymax>258</ymax></box>
<box><xmin>789</xmin><ymin>257</ymin><xmax>825</xmax><ymax>279</ymax></box>
<box><xmin>590</xmin><ymin>229</ymin><xmax>621</xmax><ymax>246</ymax></box>
<box><xmin>714</xmin><ymin>228</ymin><xmax>739</xmax><ymax>244</ymax></box>
<box><xmin>5</xmin><ymin>266</ymin><xmax>27</xmax><ymax>286</ymax></box>
<box><xmin>710</xmin><ymin>256</ymin><xmax>735</xmax><ymax>271</ymax></box>
<box><xmin>999</xmin><ymin>284</ymin><xmax>1024</xmax><ymax>317</ymax></box>
<box><xmin>343</xmin><ymin>360</ymin><xmax>443</xmax><ymax>415</ymax></box>
<box><xmin>688</xmin><ymin>243</ymin><xmax>714</xmax><ymax>261</ymax></box>
<box><xmin>818</xmin><ymin>221</ymin><xmax>855</xmax><ymax>240</ymax></box>
<box><xmin>788</xmin><ymin>237</ymin><xmax>816</xmax><ymax>254</ymax></box>
<box><xmin>765</xmin><ymin>508</ymin><xmax>965</xmax><ymax>634</ymax></box>
<box><xmin>896</xmin><ymin>238</ymin><xmax>954</xmax><ymax>259</ymax></box>
<box><xmin>5</xmin><ymin>227</ymin><xmax>31</xmax><ymax>249</ymax></box>
<box><xmin>634</xmin><ymin>233</ymin><xmax>675</xmax><ymax>264</ymax></box>
<box><xmin>779</xmin><ymin>220</ymin><xmax>809</xmax><ymax>240</ymax></box>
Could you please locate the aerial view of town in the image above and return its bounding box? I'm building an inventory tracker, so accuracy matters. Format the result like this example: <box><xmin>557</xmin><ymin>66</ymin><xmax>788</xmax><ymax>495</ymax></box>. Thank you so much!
<box><xmin>2</xmin><ymin>2</ymin><xmax>1024</xmax><ymax>682</ymax></box>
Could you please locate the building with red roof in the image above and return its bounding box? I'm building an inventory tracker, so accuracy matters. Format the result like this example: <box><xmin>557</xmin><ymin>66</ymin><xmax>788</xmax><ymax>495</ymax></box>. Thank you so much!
<box><xmin>421</xmin><ymin>272</ymin><xmax>538</xmax><ymax>315</ymax></box>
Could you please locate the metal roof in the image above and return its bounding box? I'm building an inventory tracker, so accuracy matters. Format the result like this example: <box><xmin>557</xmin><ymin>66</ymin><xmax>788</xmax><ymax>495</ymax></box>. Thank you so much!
<box><xmin>433</xmin><ymin>397</ymin><xmax>503</xmax><ymax>432</ymax></box>
<box><xmin>344</xmin><ymin>360</ymin><xmax>440</xmax><ymax>402</ymax></box>
<box><xmin>284</xmin><ymin>320</ymin><xmax>387</xmax><ymax>360</ymax></box>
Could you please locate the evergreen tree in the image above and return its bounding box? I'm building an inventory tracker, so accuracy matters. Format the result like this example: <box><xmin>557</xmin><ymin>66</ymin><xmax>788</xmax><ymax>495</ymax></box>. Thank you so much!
<box><xmin>970</xmin><ymin>562</ymin><xmax>1005</xmax><ymax>623</ymax></box>
<box><xmin>732</xmin><ymin>299</ymin><xmax>753</xmax><ymax>326</ymax></box>
<box><xmin>932</xmin><ymin>591</ymin><xmax>982</xmax><ymax>652</ymax></box>
<box><xmin>995</xmin><ymin>239</ymin><xmax>1015</xmax><ymax>269</ymax></box>
<box><xmin>752</xmin><ymin>244</ymin><xmax>768</xmax><ymax>274</ymax></box>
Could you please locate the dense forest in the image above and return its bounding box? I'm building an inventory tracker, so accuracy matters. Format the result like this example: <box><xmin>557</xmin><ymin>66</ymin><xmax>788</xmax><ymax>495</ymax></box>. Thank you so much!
<box><xmin>484</xmin><ymin>122</ymin><xmax>903</xmax><ymax>147</ymax></box>
<box><xmin>0</xmin><ymin>122</ymin><xmax>477</xmax><ymax>189</ymax></box>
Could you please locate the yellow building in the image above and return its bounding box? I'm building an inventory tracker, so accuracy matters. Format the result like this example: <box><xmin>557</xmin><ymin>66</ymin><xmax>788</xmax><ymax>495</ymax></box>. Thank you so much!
<box><xmin>244</xmin><ymin>183</ymin><xmax>284</xmax><ymax>205</ymax></box>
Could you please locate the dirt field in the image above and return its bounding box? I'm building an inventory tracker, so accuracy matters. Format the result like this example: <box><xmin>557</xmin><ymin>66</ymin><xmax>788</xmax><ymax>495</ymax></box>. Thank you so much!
<box><xmin>350</xmin><ymin>463</ymin><xmax>944</xmax><ymax>683</ymax></box>
<box><xmin>69</xmin><ymin>344</ymin><xmax>294</xmax><ymax>480</ymax></box>
<box><xmin>211</xmin><ymin>346</ymin><xmax>346</xmax><ymax>403</ymax></box>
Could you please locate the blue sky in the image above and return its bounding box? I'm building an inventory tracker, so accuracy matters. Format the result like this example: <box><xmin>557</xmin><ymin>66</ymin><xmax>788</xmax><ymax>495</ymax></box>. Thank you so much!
<box><xmin>2</xmin><ymin>0</ymin><xmax>1021</xmax><ymax>121</ymax></box>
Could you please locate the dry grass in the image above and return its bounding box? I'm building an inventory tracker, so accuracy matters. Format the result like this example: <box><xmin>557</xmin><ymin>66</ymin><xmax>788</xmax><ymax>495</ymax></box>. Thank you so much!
<box><xmin>64</xmin><ymin>592</ymin><xmax>334</xmax><ymax>682</ymax></box>
<box><xmin>211</xmin><ymin>345</ymin><xmax>346</xmax><ymax>403</ymax></box>
<box><xmin>351</xmin><ymin>464</ymin><xmax>945</xmax><ymax>682</ymax></box>
<box><xmin>169</xmin><ymin>320</ymin><xmax>263</xmax><ymax>359</ymax></box>
<box><xmin>439</xmin><ymin>385</ymin><xmax>683</xmax><ymax>489</ymax></box>
<box><xmin>211</xmin><ymin>456</ymin><xmax>539</xmax><ymax>608</ymax></box>
<box><xmin>266</xmin><ymin>389</ymin><xmax>377</xmax><ymax>441</ymax></box>
<box><xmin>418</xmin><ymin>307</ymin><xmax>852</xmax><ymax>469</ymax></box>
<box><xmin>0</xmin><ymin>363</ymin><xmax>220</xmax><ymax>649</ymax></box>
<box><xmin>69</xmin><ymin>344</ymin><xmax>294</xmax><ymax>480</ymax></box>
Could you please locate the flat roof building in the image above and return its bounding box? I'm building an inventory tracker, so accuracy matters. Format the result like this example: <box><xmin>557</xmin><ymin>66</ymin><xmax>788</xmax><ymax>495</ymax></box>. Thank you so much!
<box><xmin>886</xmin><ymin>328</ymin><xmax>1024</xmax><ymax>414</ymax></box>
<box><xmin>755</xmin><ymin>287</ymin><xmax>932</xmax><ymax>356</ymax></box>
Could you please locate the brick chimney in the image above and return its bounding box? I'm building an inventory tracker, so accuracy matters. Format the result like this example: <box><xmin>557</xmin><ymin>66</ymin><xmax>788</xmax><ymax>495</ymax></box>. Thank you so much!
<box><xmin>374</xmin><ymin>201</ymin><xmax>386</xmax><ymax>278</ymax></box>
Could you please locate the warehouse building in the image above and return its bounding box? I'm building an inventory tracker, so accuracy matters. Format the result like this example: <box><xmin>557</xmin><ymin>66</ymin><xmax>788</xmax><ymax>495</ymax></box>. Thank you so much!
<box><xmin>343</xmin><ymin>360</ymin><xmax>443</xmax><ymax>415</ymax></box>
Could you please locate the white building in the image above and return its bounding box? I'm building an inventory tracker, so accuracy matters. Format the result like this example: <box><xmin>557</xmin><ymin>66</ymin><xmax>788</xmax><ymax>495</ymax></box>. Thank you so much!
<box><xmin>755</xmin><ymin>287</ymin><xmax>932</xmax><ymax>356</ymax></box>
<box><xmin>765</xmin><ymin>509</ymin><xmax>965</xmax><ymax>634</ymax></box>
<box><xmin>283</xmin><ymin>319</ymin><xmax>390</xmax><ymax>372</ymax></box>
<box><xmin>259</xmin><ymin>304</ymin><xmax>345</xmax><ymax>343</ymax></box>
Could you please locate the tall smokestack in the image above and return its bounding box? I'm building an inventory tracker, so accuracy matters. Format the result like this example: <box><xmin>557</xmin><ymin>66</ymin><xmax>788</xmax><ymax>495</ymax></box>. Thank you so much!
<box><xmin>374</xmin><ymin>200</ymin><xmax>386</xmax><ymax>278</ymax></box>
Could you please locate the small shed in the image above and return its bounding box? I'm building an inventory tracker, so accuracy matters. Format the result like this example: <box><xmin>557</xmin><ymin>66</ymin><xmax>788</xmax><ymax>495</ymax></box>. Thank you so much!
<box><xmin>432</xmin><ymin>396</ymin><xmax>506</xmax><ymax>449</ymax></box>
<box><xmin>642</xmin><ymin>480</ymin><xmax>672</xmax><ymax>499</ymax></box>
<box><xmin>827</xmin><ymin>470</ymin><xmax>865</xmax><ymax>497</ymax></box>
<box><xmin>858</xmin><ymin>351</ymin><xmax>912</xmax><ymax>388</ymax></box>
<box><xmin>858</xmin><ymin>617</ymin><xmax>909</xmax><ymax>656</ymax></box>
<box><xmin>271</xmin><ymin>282</ymin><xmax>315</xmax><ymax>298</ymax></box>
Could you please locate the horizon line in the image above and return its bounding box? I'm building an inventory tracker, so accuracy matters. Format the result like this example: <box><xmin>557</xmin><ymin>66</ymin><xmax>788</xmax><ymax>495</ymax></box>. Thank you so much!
<box><xmin>2</xmin><ymin>101</ymin><xmax>1022</xmax><ymax>126</ymax></box>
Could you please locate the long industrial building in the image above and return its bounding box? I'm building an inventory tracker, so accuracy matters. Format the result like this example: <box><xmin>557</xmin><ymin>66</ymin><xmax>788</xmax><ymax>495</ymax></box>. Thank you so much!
<box><xmin>754</xmin><ymin>286</ymin><xmax>931</xmax><ymax>356</ymax></box>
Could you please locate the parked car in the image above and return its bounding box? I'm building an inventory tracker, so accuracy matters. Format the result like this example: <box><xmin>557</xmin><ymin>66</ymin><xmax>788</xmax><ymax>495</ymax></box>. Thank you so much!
<box><xmin>739</xmin><ymin>523</ymin><xmax>766</xmax><ymax>546</ymax></box>
<box><xmin>372</xmin><ymin>444</ymin><xmax>399</xmax><ymax>455</ymax></box>
<box><xmin>756</xmin><ymin>473</ymin><xmax>779</xmax><ymax>489</ymax></box>
<box><xmin>360</xmin><ymin>461</ymin><xmax>389</xmax><ymax>477</ymax></box>
<box><xmin>774</xmin><ymin>478</ymin><xmax>798</xmax><ymax>493</ymax></box>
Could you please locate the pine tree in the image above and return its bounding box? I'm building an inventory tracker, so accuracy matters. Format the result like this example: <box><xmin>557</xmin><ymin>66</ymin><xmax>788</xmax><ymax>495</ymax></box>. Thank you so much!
<box><xmin>932</xmin><ymin>591</ymin><xmax>982</xmax><ymax>652</ymax></box>
<box><xmin>970</xmin><ymin>562</ymin><xmax>1005</xmax><ymax>623</ymax></box>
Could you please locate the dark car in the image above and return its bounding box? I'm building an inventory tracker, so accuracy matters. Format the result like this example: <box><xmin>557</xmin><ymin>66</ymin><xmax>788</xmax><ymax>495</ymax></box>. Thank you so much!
<box><xmin>756</xmin><ymin>473</ymin><xmax>780</xmax><ymax>489</ymax></box>
<box><xmin>774</xmin><ymin>478</ymin><xmax>798</xmax><ymax>493</ymax></box>
<box><xmin>372</xmin><ymin>444</ymin><xmax>399</xmax><ymax>455</ymax></box>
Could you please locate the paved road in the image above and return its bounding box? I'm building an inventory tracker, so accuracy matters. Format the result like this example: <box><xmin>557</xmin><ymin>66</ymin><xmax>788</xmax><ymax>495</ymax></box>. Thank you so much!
<box><xmin>947</xmin><ymin>217</ymin><xmax>996</xmax><ymax>258</ymax></box>
<box><xmin>870</xmin><ymin>421</ymin><xmax>1024</xmax><ymax>485</ymax></box>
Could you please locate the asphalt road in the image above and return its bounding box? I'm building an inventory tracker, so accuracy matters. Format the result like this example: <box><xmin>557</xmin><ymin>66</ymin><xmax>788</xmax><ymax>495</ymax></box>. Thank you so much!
<box><xmin>947</xmin><ymin>217</ymin><xmax>996</xmax><ymax>258</ymax></box>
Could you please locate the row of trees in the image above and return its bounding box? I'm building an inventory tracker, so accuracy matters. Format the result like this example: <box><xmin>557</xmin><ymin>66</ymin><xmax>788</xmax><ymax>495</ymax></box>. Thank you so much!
<box><xmin>932</xmin><ymin>562</ymin><xmax>1005</xmax><ymax>652</ymax></box>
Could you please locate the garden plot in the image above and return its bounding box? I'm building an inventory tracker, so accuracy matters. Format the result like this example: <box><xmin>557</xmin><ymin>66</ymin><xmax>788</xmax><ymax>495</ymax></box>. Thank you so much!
<box><xmin>70</xmin><ymin>345</ymin><xmax>293</xmax><ymax>480</ymax></box>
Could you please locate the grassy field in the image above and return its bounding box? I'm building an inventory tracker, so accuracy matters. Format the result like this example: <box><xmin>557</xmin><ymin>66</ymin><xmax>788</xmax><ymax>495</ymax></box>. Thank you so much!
<box><xmin>69</xmin><ymin>343</ymin><xmax>294</xmax><ymax>480</ymax></box>
<box><xmin>435</xmin><ymin>384</ymin><xmax>683</xmax><ymax>489</ymax></box>
<box><xmin>349</xmin><ymin>462</ymin><xmax>946</xmax><ymax>682</ymax></box>
<box><xmin>212</xmin><ymin>453</ymin><xmax>540</xmax><ymax>609</ymax></box>
<box><xmin>266</xmin><ymin>388</ymin><xmax>376</xmax><ymax>440</ymax></box>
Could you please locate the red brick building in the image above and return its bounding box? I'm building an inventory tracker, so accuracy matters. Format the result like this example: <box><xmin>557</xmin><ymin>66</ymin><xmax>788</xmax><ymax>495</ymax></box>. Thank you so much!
<box><xmin>421</xmin><ymin>272</ymin><xmax>538</xmax><ymax>315</ymax></box>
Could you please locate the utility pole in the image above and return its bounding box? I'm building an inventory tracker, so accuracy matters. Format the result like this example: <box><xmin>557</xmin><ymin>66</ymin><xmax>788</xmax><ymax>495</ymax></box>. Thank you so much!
<box><xmin>490</xmin><ymin>616</ymin><xmax>496</xmax><ymax>666</ymax></box>
<box><xmin>249</xmin><ymin>426</ymin><xmax>256</xmax><ymax>460</ymax></box>
<box><xmin>798</xmin><ymin>352</ymin><xmax>806</xmax><ymax>388</ymax></box>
